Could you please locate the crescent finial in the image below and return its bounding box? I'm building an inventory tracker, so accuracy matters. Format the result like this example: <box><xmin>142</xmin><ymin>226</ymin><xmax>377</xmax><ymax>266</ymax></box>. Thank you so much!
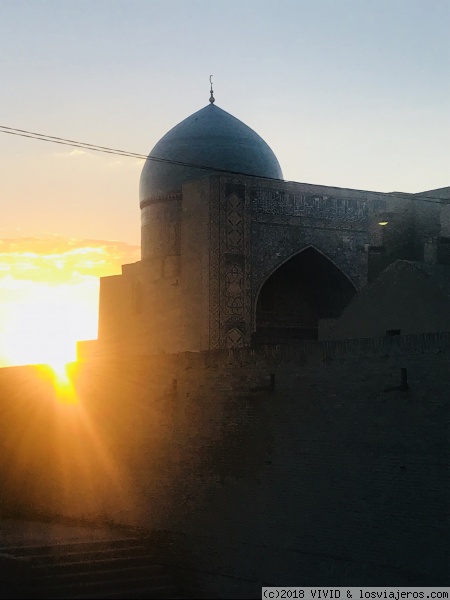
<box><xmin>209</xmin><ymin>75</ymin><xmax>215</xmax><ymax>104</ymax></box>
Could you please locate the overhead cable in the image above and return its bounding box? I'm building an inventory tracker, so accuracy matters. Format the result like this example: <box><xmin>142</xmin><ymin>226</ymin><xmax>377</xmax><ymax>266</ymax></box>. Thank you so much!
<box><xmin>0</xmin><ymin>124</ymin><xmax>447</xmax><ymax>204</ymax></box>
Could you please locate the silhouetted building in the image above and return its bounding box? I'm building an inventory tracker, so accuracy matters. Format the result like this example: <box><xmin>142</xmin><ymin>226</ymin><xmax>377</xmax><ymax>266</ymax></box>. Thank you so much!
<box><xmin>82</xmin><ymin>98</ymin><xmax>450</xmax><ymax>356</ymax></box>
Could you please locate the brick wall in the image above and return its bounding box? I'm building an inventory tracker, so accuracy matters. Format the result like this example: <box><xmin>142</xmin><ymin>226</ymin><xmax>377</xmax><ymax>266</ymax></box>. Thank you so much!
<box><xmin>0</xmin><ymin>338</ymin><xmax>448</xmax><ymax>596</ymax></box>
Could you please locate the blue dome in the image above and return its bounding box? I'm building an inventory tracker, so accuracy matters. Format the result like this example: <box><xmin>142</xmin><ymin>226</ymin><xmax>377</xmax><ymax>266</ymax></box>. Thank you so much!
<box><xmin>139</xmin><ymin>104</ymin><xmax>283</xmax><ymax>203</ymax></box>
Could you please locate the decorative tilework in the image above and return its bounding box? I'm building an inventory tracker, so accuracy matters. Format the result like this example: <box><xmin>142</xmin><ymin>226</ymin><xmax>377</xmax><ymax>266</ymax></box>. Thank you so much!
<box><xmin>225</xmin><ymin>264</ymin><xmax>244</xmax><ymax>316</ymax></box>
<box><xmin>250</xmin><ymin>188</ymin><xmax>368</xmax><ymax>222</ymax></box>
<box><xmin>226</xmin><ymin>194</ymin><xmax>244</xmax><ymax>250</ymax></box>
<box><xmin>225</xmin><ymin>327</ymin><xmax>244</xmax><ymax>348</ymax></box>
<box><xmin>208</xmin><ymin>177</ymin><xmax>378</xmax><ymax>350</ymax></box>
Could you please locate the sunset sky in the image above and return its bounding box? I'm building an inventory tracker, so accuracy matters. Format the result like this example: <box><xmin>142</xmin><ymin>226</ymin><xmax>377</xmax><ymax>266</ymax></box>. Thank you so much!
<box><xmin>0</xmin><ymin>0</ymin><xmax>449</xmax><ymax>366</ymax></box>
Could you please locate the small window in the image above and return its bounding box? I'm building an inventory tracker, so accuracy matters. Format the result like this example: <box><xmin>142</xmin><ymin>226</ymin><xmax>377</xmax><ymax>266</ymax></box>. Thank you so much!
<box><xmin>386</xmin><ymin>329</ymin><xmax>401</xmax><ymax>337</ymax></box>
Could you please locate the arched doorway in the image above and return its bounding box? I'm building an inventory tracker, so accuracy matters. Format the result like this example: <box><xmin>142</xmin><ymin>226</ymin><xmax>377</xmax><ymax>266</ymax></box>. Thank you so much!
<box><xmin>254</xmin><ymin>247</ymin><xmax>356</xmax><ymax>342</ymax></box>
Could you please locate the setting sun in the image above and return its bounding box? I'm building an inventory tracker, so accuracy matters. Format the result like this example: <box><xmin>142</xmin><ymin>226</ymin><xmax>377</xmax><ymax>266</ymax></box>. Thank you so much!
<box><xmin>1</xmin><ymin>282</ymin><xmax>96</xmax><ymax>368</ymax></box>
<box><xmin>0</xmin><ymin>237</ymin><xmax>140</xmax><ymax>369</ymax></box>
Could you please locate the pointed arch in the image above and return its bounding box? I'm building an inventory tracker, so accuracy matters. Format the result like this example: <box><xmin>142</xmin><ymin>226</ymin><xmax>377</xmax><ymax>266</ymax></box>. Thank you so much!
<box><xmin>253</xmin><ymin>246</ymin><xmax>357</xmax><ymax>342</ymax></box>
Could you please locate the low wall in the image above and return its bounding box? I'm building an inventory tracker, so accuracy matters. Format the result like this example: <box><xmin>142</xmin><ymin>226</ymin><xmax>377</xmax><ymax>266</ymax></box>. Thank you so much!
<box><xmin>1</xmin><ymin>336</ymin><xmax>449</xmax><ymax>596</ymax></box>
<box><xmin>78</xmin><ymin>331</ymin><xmax>450</xmax><ymax>365</ymax></box>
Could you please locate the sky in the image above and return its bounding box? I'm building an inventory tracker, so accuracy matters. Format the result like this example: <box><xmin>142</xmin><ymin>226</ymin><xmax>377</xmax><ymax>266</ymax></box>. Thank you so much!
<box><xmin>0</xmin><ymin>0</ymin><xmax>449</xmax><ymax>366</ymax></box>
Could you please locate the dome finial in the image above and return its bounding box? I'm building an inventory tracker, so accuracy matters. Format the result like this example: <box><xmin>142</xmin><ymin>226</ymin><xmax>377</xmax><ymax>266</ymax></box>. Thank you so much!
<box><xmin>209</xmin><ymin>75</ymin><xmax>215</xmax><ymax>104</ymax></box>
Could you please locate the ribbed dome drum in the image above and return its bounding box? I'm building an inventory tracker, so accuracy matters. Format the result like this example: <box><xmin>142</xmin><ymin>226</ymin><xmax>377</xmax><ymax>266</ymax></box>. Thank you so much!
<box><xmin>139</xmin><ymin>103</ymin><xmax>283</xmax><ymax>203</ymax></box>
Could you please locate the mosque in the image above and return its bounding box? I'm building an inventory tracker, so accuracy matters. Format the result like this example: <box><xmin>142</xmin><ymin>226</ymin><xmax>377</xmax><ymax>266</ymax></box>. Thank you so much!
<box><xmin>83</xmin><ymin>86</ymin><xmax>450</xmax><ymax>358</ymax></box>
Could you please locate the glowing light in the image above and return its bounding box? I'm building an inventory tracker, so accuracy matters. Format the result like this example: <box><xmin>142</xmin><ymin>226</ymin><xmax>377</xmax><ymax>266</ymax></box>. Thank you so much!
<box><xmin>50</xmin><ymin>363</ymin><xmax>78</xmax><ymax>405</ymax></box>
<box><xmin>0</xmin><ymin>237</ymin><xmax>140</xmax><ymax>368</ymax></box>
<box><xmin>51</xmin><ymin>359</ymin><xmax>70</xmax><ymax>381</ymax></box>
<box><xmin>0</xmin><ymin>281</ymin><xmax>97</xmax><ymax>368</ymax></box>
<box><xmin>378</xmin><ymin>221</ymin><xmax>389</xmax><ymax>226</ymax></box>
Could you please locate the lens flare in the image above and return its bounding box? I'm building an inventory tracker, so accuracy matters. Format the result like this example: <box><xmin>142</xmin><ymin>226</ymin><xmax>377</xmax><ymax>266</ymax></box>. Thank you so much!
<box><xmin>49</xmin><ymin>362</ymin><xmax>78</xmax><ymax>405</ymax></box>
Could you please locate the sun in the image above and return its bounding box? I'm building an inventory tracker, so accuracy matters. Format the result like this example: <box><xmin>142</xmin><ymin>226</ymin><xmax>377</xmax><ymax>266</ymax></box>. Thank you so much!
<box><xmin>48</xmin><ymin>361</ymin><xmax>78</xmax><ymax>405</ymax></box>
<box><xmin>0</xmin><ymin>281</ymin><xmax>97</xmax><ymax>370</ymax></box>
<box><xmin>2</xmin><ymin>301</ymin><xmax>77</xmax><ymax>367</ymax></box>
<box><xmin>50</xmin><ymin>358</ymin><xmax>71</xmax><ymax>380</ymax></box>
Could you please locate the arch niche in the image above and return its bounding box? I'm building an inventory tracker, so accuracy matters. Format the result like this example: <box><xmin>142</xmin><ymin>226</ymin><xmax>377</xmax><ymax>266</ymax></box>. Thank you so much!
<box><xmin>253</xmin><ymin>247</ymin><xmax>357</xmax><ymax>342</ymax></box>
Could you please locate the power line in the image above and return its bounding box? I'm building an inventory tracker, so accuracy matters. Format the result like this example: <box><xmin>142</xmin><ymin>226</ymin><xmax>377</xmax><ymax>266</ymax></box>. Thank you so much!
<box><xmin>0</xmin><ymin>124</ymin><xmax>448</xmax><ymax>204</ymax></box>
<box><xmin>0</xmin><ymin>124</ymin><xmax>282</xmax><ymax>182</ymax></box>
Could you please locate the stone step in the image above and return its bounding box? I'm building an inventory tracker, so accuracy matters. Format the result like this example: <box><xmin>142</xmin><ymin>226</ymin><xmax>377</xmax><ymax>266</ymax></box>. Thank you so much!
<box><xmin>0</xmin><ymin>537</ymin><xmax>146</xmax><ymax>558</ymax></box>
<box><xmin>33</xmin><ymin>563</ymin><xmax>168</xmax><ymax>584</ymax></box>
<box><xmin>2</xmin><ymin>534</ymin><xmax>195</xmax><ymax>599</ymax></box>
<box><xmin>32</xmin><ymin>554</ymin><xmax>161</xmax><ymax>574</ymax></box>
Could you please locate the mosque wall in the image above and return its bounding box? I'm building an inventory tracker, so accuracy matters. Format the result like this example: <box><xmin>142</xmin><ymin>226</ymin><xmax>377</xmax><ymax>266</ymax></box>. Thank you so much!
<box><xmin>245</xmin><ymin>176</ymin><xmax>382</xmax><ymax>295</ymax></box>
<box><xmin>98</xmin><ymin>260</ymin><xmax>187</xmax><ymax>355</ymax></box>
<box><xmin>179</xmin><ymin>178</ymin><xmax>213</xmax><ymax>351</ymax></box>
<box><xmin>367</xmin><ymin>194</ymin><xmax>441</xmax><ymax>280</ymax></box>
<box><xmin>98</xmin><ymin>175</ymin><xmax>446</xmax><ymax>355</ymax></box>
<box><xmin>440</xmin><ymin>204</ymin><xmax>450</xmax><ymax>237</ymax></box>
<box><xmin>98</xmin><ymin>274</ymin><xmax>133</xmax><ymax>342</ymax></box>
<box><xmin>208</xmin><ymin>179</ymin><xmax>252</xmax><ymax>349</ymax></box>
<box><xmin>329</xmin><ymin>260</ymin><xmax>450</xmax><ymax>339</ymax></box>
<box><xmin>140</xmin><ymin>194</ymin><xmax>181</xmax><ymax>262</ymax></box>
<box><xmin>99</xmin><ymin>179</ymin><xmax>215</xmax><ymax>354</ymax></box>
<box><xmin>208</xmin><ymin>175</ymin><xmax>391</xmax><ymax>348</ymax></box>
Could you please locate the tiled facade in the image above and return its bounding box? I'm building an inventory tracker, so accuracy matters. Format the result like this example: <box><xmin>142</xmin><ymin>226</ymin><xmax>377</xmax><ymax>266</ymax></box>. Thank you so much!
<box><xmin>95</xmin><ymin>172</ymin><xmax>445</xmax><ymax>354</ymax></box>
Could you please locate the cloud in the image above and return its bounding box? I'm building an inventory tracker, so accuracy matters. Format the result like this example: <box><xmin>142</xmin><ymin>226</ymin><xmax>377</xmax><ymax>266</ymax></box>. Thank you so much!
<box><xmin>105</xmin><ymin>158</ymin><xmax>146</xmax><ymax>169</ymax></box>
<box><xmin>52</xmin><ymin>147</ymin><xmax>146</xmax><ymax>168</ymax></box>
<box><xmin>54</xmin><ymin>148</ymin><xmax>89</xmax><ymax>158</ymax></box>
<box><xmin>0</xmin><ymin>236</ymin><xmax>140</xmax><ymax>284</ymax></box>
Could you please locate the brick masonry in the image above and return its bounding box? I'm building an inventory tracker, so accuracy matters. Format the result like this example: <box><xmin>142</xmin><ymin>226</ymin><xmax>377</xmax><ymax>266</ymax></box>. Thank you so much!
<box><xmin>0</xmin><ymin>337</ymin><xmax>448</xmax><ymax>597</ymax></box>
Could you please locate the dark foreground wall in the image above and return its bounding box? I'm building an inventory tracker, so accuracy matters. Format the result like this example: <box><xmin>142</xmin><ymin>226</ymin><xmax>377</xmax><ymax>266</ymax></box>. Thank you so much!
<box><xmin>0</xmin><ymin>338</ymin><xmax>448</xmax><ymax>597</ymax></box>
